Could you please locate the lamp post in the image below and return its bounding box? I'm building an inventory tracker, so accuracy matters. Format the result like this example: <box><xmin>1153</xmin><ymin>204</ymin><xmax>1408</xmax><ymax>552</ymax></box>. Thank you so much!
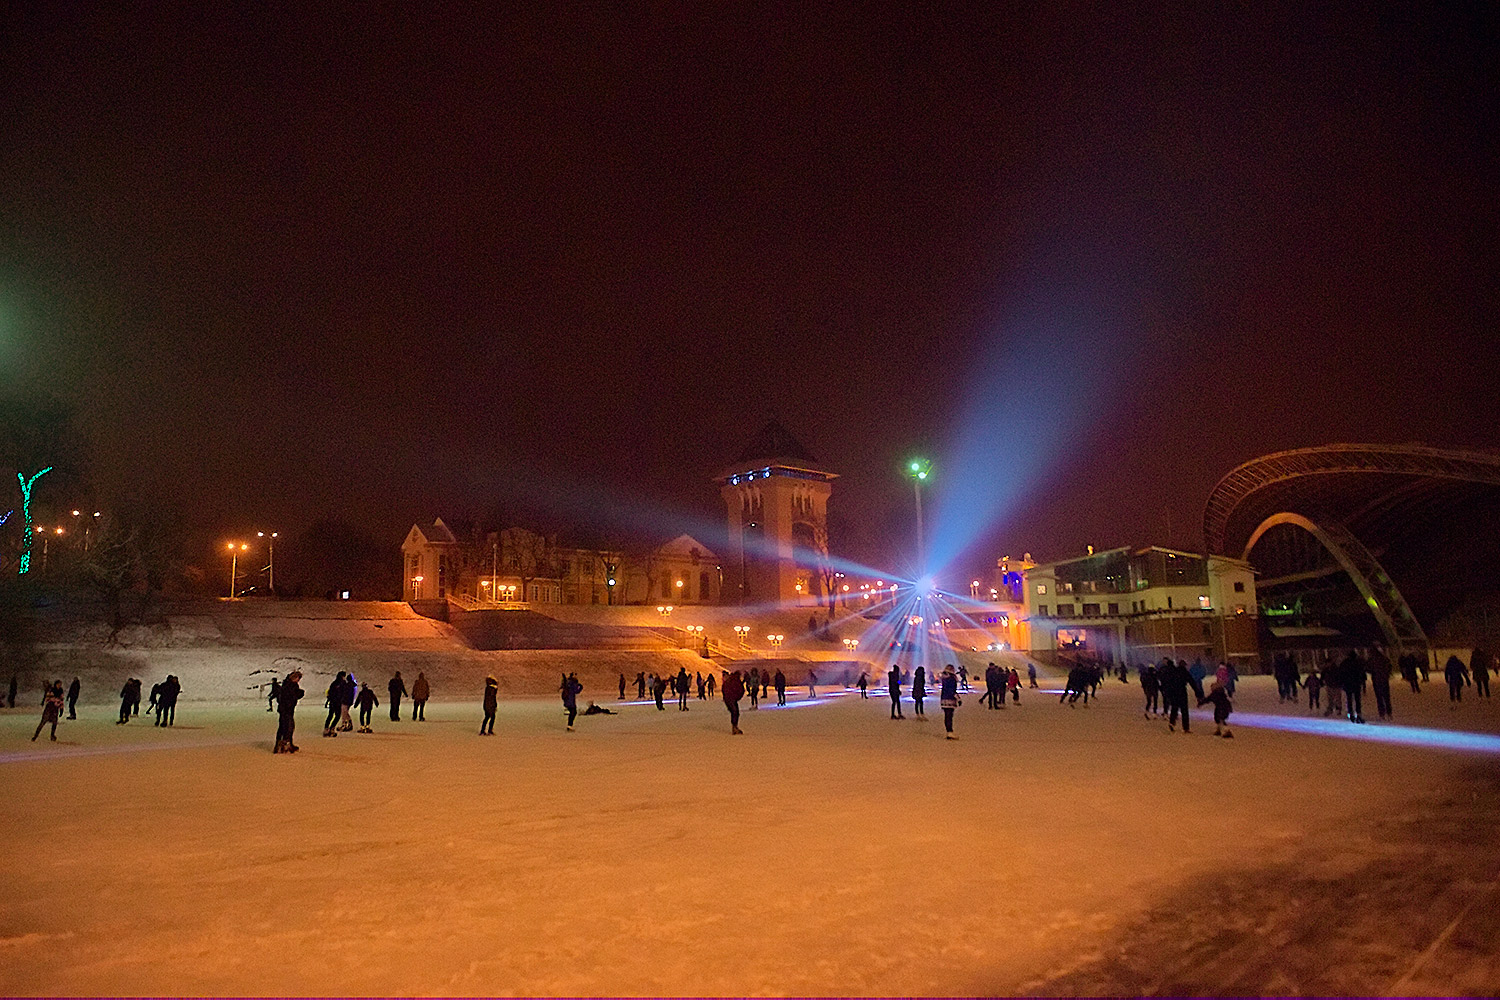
<box><xmin>767</xmin><ymin>633</ymin><xmax>784</xmax><ymax>650</ymax></box>
<box><xmin>843</xmin><ymin>637</ymin><xmax>859</xmax><ymax>653</ymax></box>
<box><xmin>227</xmin><ymin>541</ymin><xmax>248</xmax><ymax>598</ymax></box>
<box><xmin>257</xmin><ymin>531</ymin><xmax>279</xmax><ymax>594</ymax></box>
<box><xmin>411</xmin><ymin>574</ymin><xmax>424</xmax><ymax>600</ymax></box>
<box><xmin>906</xmin><ymin>458</ymin><xmax>931</xmax><ymax>575</ymax></box>
<box><xmin>733</xmin><ymin>624</ymin><xmax>749</xmax><ymax>647</ymax></box>
<box><xmin>971</xmin><ymin>579</ymin><xmax>981</xmax><ymax>599</ymax></box>
<box><xmin>657</xmin><ymin>604</ymin><xmax>673</xmax><ymax>619</ymax></box>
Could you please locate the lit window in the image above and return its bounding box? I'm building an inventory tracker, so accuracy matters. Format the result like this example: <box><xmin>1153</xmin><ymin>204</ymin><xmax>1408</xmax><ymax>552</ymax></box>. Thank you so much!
<box><xmin>1198</xmin><ymin>595</ymin><xmax>1211</xmax><ymax>609</ymax></box>
<box><xmin>1036</xmin><ymin>584</ymin><xmax>1048</xmax><ymax>595</ymax></box>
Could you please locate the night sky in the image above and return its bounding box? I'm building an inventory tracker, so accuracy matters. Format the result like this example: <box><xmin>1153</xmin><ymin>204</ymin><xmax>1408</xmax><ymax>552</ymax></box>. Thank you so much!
<box><xmin>2</xmin><ymin>3</ymin><xmax>1497</xmax><ymax>580</ymax></box>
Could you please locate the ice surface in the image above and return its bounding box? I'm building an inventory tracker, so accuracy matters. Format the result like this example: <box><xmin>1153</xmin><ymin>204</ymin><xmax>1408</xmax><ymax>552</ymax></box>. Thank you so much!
<box><xmin>3</xmin><ymin>666</ymin><xmax>1500</xmax><ymax>996</ymax></box>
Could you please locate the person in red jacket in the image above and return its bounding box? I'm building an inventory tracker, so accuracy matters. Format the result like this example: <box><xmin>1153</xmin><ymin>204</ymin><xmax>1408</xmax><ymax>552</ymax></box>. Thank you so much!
<box><xmin>722</xmin><ymin>670</ymin><xmax>745</xmax><ymax>735</ymax></box>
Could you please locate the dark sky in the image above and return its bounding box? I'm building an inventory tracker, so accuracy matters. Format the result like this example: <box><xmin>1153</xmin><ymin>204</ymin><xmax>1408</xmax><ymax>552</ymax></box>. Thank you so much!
<box><xmin>2</xmin><ymin>2</ymin><xmax>1497</xmax><ymax>580</ymax></box>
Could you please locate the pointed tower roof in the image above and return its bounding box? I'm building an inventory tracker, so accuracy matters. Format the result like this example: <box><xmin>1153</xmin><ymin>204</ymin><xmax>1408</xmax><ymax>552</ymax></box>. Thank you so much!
<box><xmin>719</xmin><ymin>420</ymin><xmax>836</xmax><ymax>483</ymax></box>
<box><xmin>736</xmin><ymin>420</ymin><xmax>817</xmax><ymax>465</ymax></box>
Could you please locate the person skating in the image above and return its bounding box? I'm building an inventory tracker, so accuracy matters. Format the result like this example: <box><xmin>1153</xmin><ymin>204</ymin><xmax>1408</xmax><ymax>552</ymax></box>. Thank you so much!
<box><xmin>1140</xmin><ymin>662</ymin><xmax>1160</xmax><ymax>717</ymax></box>
<box><xmin>1340</xmin><ymin>650</ymin><xmax>1366</xmax><ymax>723</ymax></box>
<box><xmin>676</xmin><ymin>667</ymin><xmax>690</xmax><ymax>711</ymax></box>
<box><xmin>722</xmin><ymin>669</ymin><xmax>745</xmax><ymax>734</ymax></box>
<box><xmin>911</xmin><ymin>665</ymin><xmax>926</xmax><ymax>718</ymax></box>
<box><xmin>774</xmin><ymin>669</ymin><xmax>787</xmax><ymax>706</ymax></box>
<box><xmin>747</xmin><ymin>668</ymin><xmax>759</xmax><ymax>710</ymax></box>
<box><xmin>807</xmin><ymin>668</ymin><xmax>818</xmax><ymax>700</ymax></box>
<box><xmin>355</xmin><ymin>683</ymin><xmax>379</xmax><ymax>732</ymax></box>
<box><xmin>888</xmin><ymin>664</ymin><xmax>904</xmax><ymax>719</ymax></box>
<box><xmin>635</xmin><ymin>672</ymin><xmax>646</xmax><ymax>700</ymax></box>
<box><xmin>388</xmin><ymin>671</ymin><xmax>407</xmax><ymax>721</ymax></box>
<box><xmin>338</xmin><ymin>672</ymin><xmax>356</xmax><ymax>731</ymax></box>
<box><xmin>561</xmin><ymin>672</ymin><xmax>582</xmax><ymax>731</ymax></box>
<box><xmin>620</xmin><ymin>673</ymin><xmax>628</xmax><ymax>701</ymax></box>
<box><xmin>706</xmin><ymin>672</ymin><xmax>715</xmax><ymax>698</ymax></box>
<box><xmin>1009</xmin><ymin>667</ymin><xmax>1022</xmax><ymax>704</ymax></box>
<box><xmin>1368</xmin><ymin>647</ymin><xmax>1394</xmax><ymax>720</ymax></box>
<box><xmin>481</xmin><ymin>676</ymin><xmax>498</xmax><ymax>734</ymax></box>
<box><xmin>147</xmin><ymin>680</ymin><xmax>161</xmax><ymax>720</ymax></box>
<box><xmin>274</xmin><ymin>669</ymin><xmax>304</xmax><ymax>753</ymax></box>
<box><xmin>1160</xmin><ymin>658</ymin><xmax>1202</xmax><ymax>733</ymax></box>
<box><xmin>857</xmin><ymin>672</ymin><xmax>868</xmax><ymax>699</ymax></box>
<box><xmin>1472</xmin><ymin>648</ymin><xmax>1492</xmax><ymax>699</ymax></box>
<box><xmin>1445</xmin><ymin>655</ymin><xmax>1470</xmax><ymax>704</ymax></box>
<box><xmin>324</xmin><ymin>672</ymin><xmax>347</xmax><ymax>736</ymax></box>
<box><xmin>696</xmin><ymin>673</ymin><xmax>706</xmax><ymax>700</ymax></box>
<box><xmin>940</xmin><ymin>666</ymin><xmax>960</xmax><ymax>739</ymax></box>
<box><xmin>411</xmin><ymin>672</ymin><xmax>430</xmax><ymax>721</ymax></box>
<box><xmin>156</xmin><ymin>675</ymin><xmax>181</xmax><ymax>727</ymax></box>
<box><xmin>1399</xmin><ymin>653</ymin><xmax>1422</xmax><ymax>694</ymax></box>
<box><xmin>117</xmin><ymin>678</ymin><xmax>134</xmax><ymax>724</ymax></box>
<box><xmin>982</xmin><ymin>663</ymin><xmax>998</xmax><ymax>709</ymax></box>
<box><xmin>957</xmin><ymin>664</ymin><xmax>969</xmax><ymax>691</ymax></box>
<box><xmin>761</xmin><ymin>672</ymin><xmax>769</xmax><ymax>701</ymax></box>
<box><xmin>652</xmin><ymin>674</ymin><xmax>666</xmax><ymax>711</ymax></box>
<box><xmin>65</xmin><ymin>677</ymin><xmax>80</xmax><ymax>720</ymax></box>
<box><xmin>32</xmin><ymin>681</ymin><xmax>64</xmax><ymax>742</ymax></box>
<box><xmin>1302</xmin><ymin>668</ymin><xmax>1323</xmax><ymax>712</ymax></box>
<box><xmin>1027</xmin><ymin>663</ymin><xmax>1038</xmax><ymax>688</ymax></box>
<box><xmin>1198</xmin><ymin>680</ymin><xmax>1234</xmax><ymax>738</ymax></box>
<box><xmin>267</xmin><ymin>676</ymin><xmax>281</xmax><ymax>713</ymax></box>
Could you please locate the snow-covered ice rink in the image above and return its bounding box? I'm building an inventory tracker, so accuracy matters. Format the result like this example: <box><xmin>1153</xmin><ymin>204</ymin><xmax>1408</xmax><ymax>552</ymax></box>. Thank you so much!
<box><xmin>4</xmin><ymin>672</ymin><xmax>1500</xmax><ymax>996</ymax></box>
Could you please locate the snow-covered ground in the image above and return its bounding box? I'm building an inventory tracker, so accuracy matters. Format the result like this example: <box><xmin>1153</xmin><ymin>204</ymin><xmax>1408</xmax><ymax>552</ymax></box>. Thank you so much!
<box><xmin>3</xmin><ymin>669</ymin><xmax>1499</xmax><ymax>996</ymax></box>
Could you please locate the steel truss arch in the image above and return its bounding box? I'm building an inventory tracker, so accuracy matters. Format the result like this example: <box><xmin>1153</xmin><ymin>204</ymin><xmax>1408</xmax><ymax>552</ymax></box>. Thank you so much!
<box><xmin>1242</xmin><ymin>512</ymin><xmax>1429</xmax><ymax>657</ymax></box>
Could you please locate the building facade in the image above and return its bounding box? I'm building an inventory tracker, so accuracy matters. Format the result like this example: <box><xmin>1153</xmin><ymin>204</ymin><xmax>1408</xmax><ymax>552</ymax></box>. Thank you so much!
<box><xmin>402</xmin><ymin>520</ymin><xmax>719</xmax><ymax>606</ymax></box>
<box><xmin>1023</xmin><ymin>546</ymin><xmax>1259</xmax><ymax>668</ymax></box>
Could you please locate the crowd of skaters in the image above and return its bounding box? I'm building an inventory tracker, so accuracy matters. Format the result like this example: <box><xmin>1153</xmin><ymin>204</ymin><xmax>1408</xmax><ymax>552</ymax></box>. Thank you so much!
<box><xmin>14</xmin><ymin>643</ymin><xmax>1498</xmax><ymax>752</ymax></box>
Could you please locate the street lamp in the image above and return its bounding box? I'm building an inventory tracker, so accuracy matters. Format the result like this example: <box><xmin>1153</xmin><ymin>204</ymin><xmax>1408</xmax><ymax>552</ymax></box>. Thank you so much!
<box><xmin>412</xmin><ymin>574</ymin><xmax>424</xmax><ymax>600</ymax></box>
<box><xmin>767</xmin><ymin>633</ymin><xmax>784</xmax><ymax>650</ymax></box>
<box><xmin>257</xmin><ymin>531</ymin><xmax>279</xmax><ymax>594</ymax></box>
<box><xmin>906</xmin><ymin>457</ymin><xmax>931</xmax><ymax>574</ymax></box>
<box><xmin>843</xmin><ymin>637</ymin><xmax>859</xmax><ymax>653</ymax></box>
<box><xmin>657</xmin><ymin>605</ymin><xmax>673</xmax><ymax>619</ymax></box>
<box><xmin>227</xmin><ymin>541</ymin><xmax>249</xmax><ymax>598</ymax></box>
<box><xmin>971</xmin><ymin>579</ymin><xmax>981</xmax><ymax>599</ymax></box>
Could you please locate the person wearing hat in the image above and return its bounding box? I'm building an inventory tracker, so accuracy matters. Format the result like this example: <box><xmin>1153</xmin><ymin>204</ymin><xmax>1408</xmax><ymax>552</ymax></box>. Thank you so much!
<box><xmin>275</xmin><ymin>670</ymin><xmax>304</xmax><ymax>753</ymax></box>
<box><xmin>481</xmin><ymin>676</ymin><xmax>498</xmax><ymax>735</ymax></box>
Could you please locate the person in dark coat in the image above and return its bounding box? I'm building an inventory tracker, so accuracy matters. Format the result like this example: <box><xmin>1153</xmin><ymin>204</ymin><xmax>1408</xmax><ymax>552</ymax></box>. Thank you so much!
<box><xmin>355</xmin><ymin>683</ymin><xmax>379</xmax><ymax>732</ymax></box>
<box><xmin>888</xmin><ymin>665</ymin><xmax>904</xmax><ymax>719</ymax></box>
<box><xmin>561</xmin><ymin>672</ymin><xmax>582</xmax><ymax>730</ymax></box>
<box><xmin>939</xmin><ymin>666</ymin><xmax>960</xmax><ymax>739</ymax></box>
<box><xmin>388</xmin><ymin>671</ymin><xmax>407</xmax><ymax>721</ymax></box>
<box><xmin>857</xmin><ymin>672</ymin><xmax>868</xmax><ymax>699</ymax></box>
<box><xmin>274</xmin><ymin>669</ymin><xmax>304</xmax><ymax>753</ymax></box>
<box><xmin>411</xmin><ymin>672</ymin><xmax>430</xmax><ymax>721</ymax></box>
<box><xmin>635</xmin><ymin>672</ymin><xmax>647</xmax><ymax>699</ymax></box>
<box><xmin>706</xmin><ymin>672</ymin><xmax>715</xmax><ymax>698</ymax></box>
<box><xmin>807</xmin><ymin>668</ymin><xmax>818</xmax><ymax>700</ymax></box>
<box><xmin>621</xmin><ymin>673</ymin><xmax>629</xmax><ymax>700</ymax></box>
<box><xmin>1399</xmin><ymin>653</ymin><xmax>1422</xmax><ymax>694</ymax></box>
<box><xmin>652</xmin><ymin>674</ymin><xmax>666</xmax><ymax>710</ymax></box>
<box><xmin>1302</xmin><ymin>668</ymin><xmax>1323</xmax><ymax>711</ymax></box>
<box><xmin>129</xmin><ymin>677</ymin><xmax>142</xmax><ymax>717</ymax></box>
<box><xmin>747</xmin><ymin>668</ymin><xmax>760</xmax><ymax>709</ymax></box>
<box><xmin>676</xmin><ymin>667</ymin><xmax>691</xmax><ymax>711</ymax></box>
<box><xmin>912</xmin><ymin>665</ymin><xmax>926</xmax><ymax>717</ymax></box>
<box><xmin>1368</xmin><ymin>647</ymin><xmax>1394</xmax><ymax>720</ymax></box>
<box><xmin>697</xmin><ymin>672</ymin><xmax>707</xmax><ymax>700</ymax></box>
<box><xmin>774</xmin><ymin>669</ymin><xmax>787</xmax><ymax>706</ymax></box>
<box><xmin>1198</xmin><ymin>682</ymin><xmax>1234</xmax><ymax>738</ymax></box>
<box><xmin>480</xmin><ymin>676</ymin><xmax>498</xmax><ymax>734</ymax></box>
<box><xmin>1160</xmin><ymin>659</ymin><xmax>1202</xmax><ymax>733</ymax></box>
<box><xmin>65</xmin><ymin>677</ymin><xmax>80</xmax><ymax>720</ymax></box>
<box><xmin>722</xmin><ymin>669</ymin><xmax>745</xmax><ymax>734</ymax></box>
<box><xmin>267</xmin><ymin>676</ymin><xmax>281</xmax><ymax>713</ymax></box>
<box><xmin>1472</xmin><ymin>648</ymin><xmax>1492</xmax><ymax>699</ymax></box>
<box><xmin>118</xmin><ymin>678</ymin><xmax>135</xmax><ymax>724</ymax></box>
<box><xmin>324</xmin><ymin>672</ymin><xmax>346</xmax><ymax>736</ymax></box>
<box><xmin>1445</xmin><ymin>655</ymin><xmax>1471</xmax><ymax>703</ymax></box>
<box><xmin>1140</xmin><ymin>663</ymin><xmax>1160</xmax><ymax>717</ymax></box>
<box><xmin>156</xmin><ymin>675</ymin><xmax>181</xmax><ymax>727</ymax></box>
<box><xmin>1340</xmin><ymin>650</ymin><xmax>1366</xmax><ymax>723</ymax></box>
<box><xmin>338</xmin><ymin>673</ymin><xmax>356</xmax><ymax>731</ymax></box>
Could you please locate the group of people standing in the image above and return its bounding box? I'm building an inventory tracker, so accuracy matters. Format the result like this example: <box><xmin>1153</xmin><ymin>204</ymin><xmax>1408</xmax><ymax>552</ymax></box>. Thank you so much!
<box><xmin>318</xmin><ymin>670</ymin><xmax>431</xmax><ymax>737</ymax></box>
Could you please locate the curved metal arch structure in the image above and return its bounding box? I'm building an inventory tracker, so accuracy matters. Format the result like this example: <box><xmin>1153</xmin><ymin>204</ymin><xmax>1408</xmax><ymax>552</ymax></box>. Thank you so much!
<box><xmin>1241</xmin><ymin>512</ymin><xmax>1429</xmax><ymax>656</ymax></box>
<box><xmin>1205</xmin><ymin>444</ymin><xmax>1500</xmax><ymax>555</ymax></box>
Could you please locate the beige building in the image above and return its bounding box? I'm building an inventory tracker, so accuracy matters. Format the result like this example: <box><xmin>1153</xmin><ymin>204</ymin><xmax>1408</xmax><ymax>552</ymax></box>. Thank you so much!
<box><xmin>1023</xmin><ymin>546</ymin><xmax>1259</xmax><ymax>668</ymax></box>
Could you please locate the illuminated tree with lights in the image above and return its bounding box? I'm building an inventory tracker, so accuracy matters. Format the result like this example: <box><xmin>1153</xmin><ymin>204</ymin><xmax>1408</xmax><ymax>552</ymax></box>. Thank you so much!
<box><xmin>1</xmin><ymin>394</ymin><xmax>85</xmax><ymax>576</ymax></box>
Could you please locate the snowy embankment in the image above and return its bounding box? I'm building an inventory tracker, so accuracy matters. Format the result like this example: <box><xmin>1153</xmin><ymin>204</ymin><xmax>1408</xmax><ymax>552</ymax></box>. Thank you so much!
<box><xmin>13</xmin><ymin>597</ymin><xmax>1034</xmax><ymax>706</ymax></box>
